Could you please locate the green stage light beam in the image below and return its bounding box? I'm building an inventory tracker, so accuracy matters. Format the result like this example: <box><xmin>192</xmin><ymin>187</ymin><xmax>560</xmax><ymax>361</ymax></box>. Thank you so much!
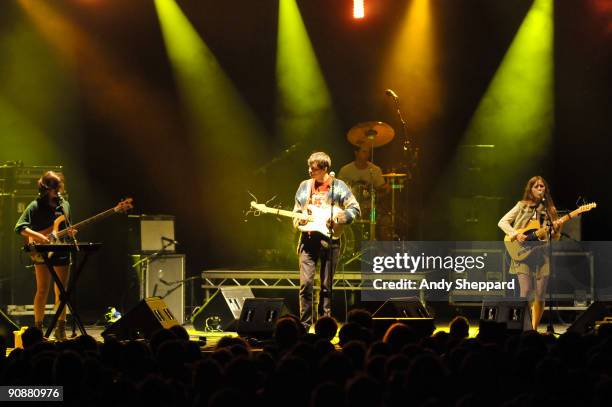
<box><xmin>276</xmin><ymin>0</ymin><xmax>340</xmax><ymax>146</ymax></box>
<box><xmin>155</xmin><ymin>0</ymin><xmax>266</xmax><ymax>167</ymax></box>
<box><xmin>432</xmin><ymin>0</ymin><xmax>554</xmax><ymax>240</ymax></box>
<box><xmin>155</xmin><ymin>0</ymin><xmax>272</xmax><ymax>252</ymax></box>
<box><xmin>462</xmin><ymin>0</ymin><xmax>554</xmax><ymax>182</ymax></box>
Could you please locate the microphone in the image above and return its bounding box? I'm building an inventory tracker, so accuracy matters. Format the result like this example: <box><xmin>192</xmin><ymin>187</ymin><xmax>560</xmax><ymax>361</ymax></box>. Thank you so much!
<box><xmin>161</xmin><ymin>236</ymin><xmax>179</xmax><ymax>245</ymax></box>
<box><xmin>329</xmin><ymin>171</ymin><xmax>336</xmax><ymax>178</ymax></box>
<box><xmin>385</xmin><ymin>89</ymin><xmax>399</xmax><ymax>99</ymax></box>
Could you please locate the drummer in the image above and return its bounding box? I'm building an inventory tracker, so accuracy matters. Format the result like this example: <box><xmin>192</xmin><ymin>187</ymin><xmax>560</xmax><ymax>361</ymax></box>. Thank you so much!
<box><xmin>338</xmin><ymin>145</ymin><xmax>390</xmax><ymax>196</ymax></box>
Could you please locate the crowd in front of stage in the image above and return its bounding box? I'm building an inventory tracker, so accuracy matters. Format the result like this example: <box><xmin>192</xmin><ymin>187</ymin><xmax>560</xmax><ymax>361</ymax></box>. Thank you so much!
<box><xmin>1</xmin><ymin>311</ymin><xmax>612</xmax><ymax>407</ymax></box>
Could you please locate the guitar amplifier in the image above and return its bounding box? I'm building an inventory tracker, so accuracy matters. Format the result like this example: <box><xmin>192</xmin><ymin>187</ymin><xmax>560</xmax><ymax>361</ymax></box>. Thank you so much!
<box><xmin>128</xmin><ymin>214</ymin><xmax>176</xmax><ymax>253</ymax></box>
<box><xmin>0</xmin><ymin>164</ymin><xmax>63</xmax><ymax>194</ymax></box>
<box><xmin>0</xmin><ymin>193</ymin><xmax>39</xmax><ymax>307</ymax></box>
<box><xmin>131</xmin><ymin>254</ymin><xmax>185</xmax><ymax>323</ymax></box>
<box><xmin>557</xmin><ymin>210</ymin><xmax>581</xmax><ymax>241</ymax></box>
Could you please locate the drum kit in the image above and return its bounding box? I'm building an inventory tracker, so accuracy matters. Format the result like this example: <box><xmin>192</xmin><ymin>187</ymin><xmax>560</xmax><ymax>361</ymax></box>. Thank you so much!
<box><xmin>341</xmin><ymin>121</ymin><xmax>409</xmax><ymax>265</ymax></box>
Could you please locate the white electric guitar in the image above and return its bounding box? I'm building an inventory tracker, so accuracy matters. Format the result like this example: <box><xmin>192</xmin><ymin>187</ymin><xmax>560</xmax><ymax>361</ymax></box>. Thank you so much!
<box><xmin>250</xmin><ymin>201</ymin><xmax>344</xmax><ymax>239</ymax></box>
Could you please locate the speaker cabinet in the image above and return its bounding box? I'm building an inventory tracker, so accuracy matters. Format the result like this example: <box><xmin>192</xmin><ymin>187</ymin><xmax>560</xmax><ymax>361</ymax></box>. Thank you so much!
<box><xmin>128</xmin><ymin>215</ymin><xmax>176</xmax><ymax>253</ymax></box>
<box><xmin>372</xmin><ymin>297</ymin><xmax>434</xmax><ymax>339</ymax></box>
<box><xmin>0</xmin><ymin>308</ymin><xmax>19</xmax><ymax>347</ymax></box>
<box><xmin>373</xmin><ymin>297</ymin><xmax>430</xmax><ymax>318</ymax></box>
<box><xmin>567</xmin><ymin>301</ymin><xmax>612</xmax><ymax>334</ymax></box>
<box><xmin>480</xmin><ymin>300</ymin><xmax>532</xmax><ymax>331</ymax></box>
<box><xmin>0</xmin><ymin>193</ymin><xmax>38</xmax><ymax>307</ymax></box>
<box><xmin>237</xmin><ymin>298</ymin><xmax>288</xmax><ymax>338</ymax></box>
<box><xmin>102</xmin><ymin>297</ymin><xmax>179</xmax><ymax>340</ymax></box>
<box><xmin>132</xmin><ymin>254</ymin><xmax>185</xmax><ymax>323</ymax></box>
<box><xmin>191</xmin><ymin>286</ymin><xmax>254</xmax><ymax>332</ymax></box>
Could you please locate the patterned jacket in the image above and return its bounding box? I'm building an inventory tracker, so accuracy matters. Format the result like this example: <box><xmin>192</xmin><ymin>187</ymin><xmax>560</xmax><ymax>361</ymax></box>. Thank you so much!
<box><xmin>293</xmin><ymin>178</ymin><xmax>360</xmax><ymax>225</ymax></box>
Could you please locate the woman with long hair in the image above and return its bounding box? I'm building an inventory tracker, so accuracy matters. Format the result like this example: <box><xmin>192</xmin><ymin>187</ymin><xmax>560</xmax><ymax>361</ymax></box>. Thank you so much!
<box><xmin>498</xmin><ymin>176</ymin><xmax>561</xmax><ymax>330</ymax></box>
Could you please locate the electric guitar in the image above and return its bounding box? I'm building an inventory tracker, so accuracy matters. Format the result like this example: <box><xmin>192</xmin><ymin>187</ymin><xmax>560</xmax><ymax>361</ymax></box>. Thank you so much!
<box><xmin>250</xmin><ymin>201</ymin><xmax>344</xmax><ymax>239</ymax></box>
<box><xmin>504</xmin><ymin>202</ymin><xmax>596</xmax><ymax>261</ymax></box>
<box><xmin>26</xmin><ymin>198</ymin><xmax>134</xmax><ymax>262</ymax></box>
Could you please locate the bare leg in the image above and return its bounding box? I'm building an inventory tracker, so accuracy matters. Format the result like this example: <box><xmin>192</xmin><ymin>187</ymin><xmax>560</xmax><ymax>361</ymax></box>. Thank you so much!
<box><xmin>34</xmin><ymin>265</ymin><xmax>52</xmax><ymax>328</ymax></box>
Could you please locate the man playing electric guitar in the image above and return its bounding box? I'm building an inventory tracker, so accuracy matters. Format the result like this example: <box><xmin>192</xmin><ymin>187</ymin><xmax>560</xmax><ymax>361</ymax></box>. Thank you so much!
<box><xmin>293</xmin><ymin>152</ymin><xmax>360</xmax><ymax>328</ymax></box>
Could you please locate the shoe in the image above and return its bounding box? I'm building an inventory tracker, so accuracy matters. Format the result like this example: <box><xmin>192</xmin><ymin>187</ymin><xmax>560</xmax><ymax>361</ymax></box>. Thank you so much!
<box><xmin>53</xmin><ymin>321</ymin><xmax>67</xmax><ymax>341</ymax></box>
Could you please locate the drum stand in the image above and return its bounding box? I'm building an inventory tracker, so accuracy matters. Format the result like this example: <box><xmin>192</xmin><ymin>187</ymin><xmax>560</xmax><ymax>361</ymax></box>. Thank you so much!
<box><xmin>368</xmin><ymin>146</ymin><xmax>377</xmax><ymax>241</ymax></box>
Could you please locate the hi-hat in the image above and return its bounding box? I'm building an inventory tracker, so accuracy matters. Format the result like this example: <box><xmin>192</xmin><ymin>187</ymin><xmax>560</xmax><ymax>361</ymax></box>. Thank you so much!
<box><xmin>382</xmin><ymin>172</ymin><xmax>408</xmax><ymax>178</ymax></box>
<box><xmin>347</xmin><ymin>121</ymin><xmax>395</xmax><ymax>148</ymax></box>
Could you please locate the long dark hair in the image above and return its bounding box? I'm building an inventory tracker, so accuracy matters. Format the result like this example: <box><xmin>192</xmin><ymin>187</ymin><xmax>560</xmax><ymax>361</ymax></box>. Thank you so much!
<box><xmin>521</xmin><ymin>176</ymin><xmax>557</xmax><ymax>220</ymax></box>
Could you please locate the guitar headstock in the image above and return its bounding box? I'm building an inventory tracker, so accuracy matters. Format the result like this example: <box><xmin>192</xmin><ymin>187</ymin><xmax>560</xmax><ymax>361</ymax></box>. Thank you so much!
<box><xmin>250</xmin><ymin>201</ymin><xmax>268</xmax><ymax>213</ymax></box>
<box><xmin>576</xmin><ymin>202</ymin><xmax>597</xmax><ymax>214</ymax></box>
<box><xmin>114</xmin><ymin>198</ymin><xmax>134</xmax><ymax>213</ymax></box>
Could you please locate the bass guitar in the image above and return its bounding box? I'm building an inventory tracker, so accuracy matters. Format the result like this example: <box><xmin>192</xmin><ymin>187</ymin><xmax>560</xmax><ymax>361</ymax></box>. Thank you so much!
<box><xmin>26</xmin><ymin>198</ymin><xmax>133</xmax><ymax>262</ymax></box>
<box><xmin>504</xmin><ymin>202</ymin><xmax>596</xmax><ymax>261</ymax></box>
<box><xmin>250</xmin><ymin>201</ymin><xmax>344</xmax><ymax>239</ymax></box>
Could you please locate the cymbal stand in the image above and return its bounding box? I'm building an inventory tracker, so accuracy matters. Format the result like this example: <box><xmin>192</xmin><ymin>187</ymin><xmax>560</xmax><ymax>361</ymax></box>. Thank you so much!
<box><xmin>368</xmin><ymin>143</ymin><xmax>377</xmax><ymax>241</ymax></box>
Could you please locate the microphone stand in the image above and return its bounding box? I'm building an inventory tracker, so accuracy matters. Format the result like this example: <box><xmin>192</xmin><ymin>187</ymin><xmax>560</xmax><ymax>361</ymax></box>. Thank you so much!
<box><xmin>543</xmin><ymin>199</ymin><xmax>556</xmax><ymax>334</ymax></box>
<box><xmin>131</xmin><ymin>239</ymin><xmax>174</xmax><ymax>303</ymax></box>
<box><xmin>390</xmin><ymin>95</ymin><xmax>421</xmax><ymax>239</ymax></box>
<box><xmin>57</xmin><ymin>198</ymin><xmax>79</xmax><ymax>338</ymax></box>
<box><xmin>327</xmin><ymin>172</ymin><xmax>336</xmax><ymax>326</ymax></box>
<box><xmin>158</xmin><ymin>276</ymin><xmax>200</xmax><ymax>324</ymax></box>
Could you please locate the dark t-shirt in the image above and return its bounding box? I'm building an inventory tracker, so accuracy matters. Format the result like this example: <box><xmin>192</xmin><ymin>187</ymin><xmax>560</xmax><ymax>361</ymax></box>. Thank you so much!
<box><xmin>14</xmin><ymin>198</ymin><xmax>71</xmax><ymax>235</ymax></box>
<box><xmin>14</xmin><ymin>198</ymin><xmax>73</xmax><ymax>265</ymax></box>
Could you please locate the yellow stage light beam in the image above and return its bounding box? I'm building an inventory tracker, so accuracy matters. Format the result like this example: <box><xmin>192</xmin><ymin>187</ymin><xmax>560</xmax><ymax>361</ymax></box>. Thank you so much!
<box><xmin>276</xmin><ymin>0</ymin><xmax>340</xmax><ymax>146</ymax></box>
<box><xmin>379</xmin><ymin>0</ymin><xmax>441</xmax><ymax>133</ymax></box>
<box><xmin>155</xmin><ymin>0</ymin><xmax>266</xmax><ymax>166</ymax></box>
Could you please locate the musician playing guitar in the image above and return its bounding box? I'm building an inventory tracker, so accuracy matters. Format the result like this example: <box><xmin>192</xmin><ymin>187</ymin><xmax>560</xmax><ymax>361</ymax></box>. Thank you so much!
<box><xmin>294</xmin><ymin>152</ymin><xmax>360</xmax><ymax>329</ymax></box>
<box><xmin>498</xmin><ymin>176</ymin><xmax>562</xmax><ymax>330</ymax></box>
<box><xmin>14</xmin><ymin>171</ymin><xmax>75</xmax><ymax>339</ymax></box>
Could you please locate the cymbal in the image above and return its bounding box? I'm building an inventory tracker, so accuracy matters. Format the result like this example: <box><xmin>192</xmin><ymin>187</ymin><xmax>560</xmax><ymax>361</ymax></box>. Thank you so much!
<box><xmin>382</xmin><ymin>172</ymin><xmax>407</xmax><ymax>178</ymax></box>
<box><xmin>347</xmin><ymin>121</ymin><xmax>395</xmax><ymax>148</ymax></box>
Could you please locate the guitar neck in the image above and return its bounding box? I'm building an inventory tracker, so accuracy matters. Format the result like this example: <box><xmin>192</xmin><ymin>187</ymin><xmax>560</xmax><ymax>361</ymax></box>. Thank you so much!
<box><xmin>264</xmin><ymin>208</ymin><xmax>305</xmax><ymax>220</ymax></box>
<box><xmin>56</xmin><ymin>208</ymin><xmax>117</xmax><ymax>238</ymax></box>
<box><xmin>557</xmin><ymin>208</ymin><xmax>585</xmax><ymax>226</ymax></box>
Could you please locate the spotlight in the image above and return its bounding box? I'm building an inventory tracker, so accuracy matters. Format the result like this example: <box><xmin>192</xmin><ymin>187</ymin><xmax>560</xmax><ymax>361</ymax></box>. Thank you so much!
<box><xmin>353</xmin><ymin>0</ymin><xmax>364</xmax><ymax>19</ymax></box>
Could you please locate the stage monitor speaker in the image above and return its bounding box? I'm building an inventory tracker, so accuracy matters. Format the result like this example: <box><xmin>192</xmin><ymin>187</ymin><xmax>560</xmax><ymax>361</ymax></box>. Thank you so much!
<box><xmin>567</xmin><ymin>301</ymin><xmax>612</xmax><ymax>334</ymax></box>
<box><xmin>480</xmin><ymin>300</ymin><xmax>532</xmax><ymax>331</ymax></box>
<box><xmin>128</xmin><ymin>215</ymin><xmax>175</xmax><ymax>253</ymax></box>
<box><xmin>191</xmin><ymin>287</ymin><xmax>254</xmax><ymax>332</ymax></box>
<box><xmin>0</xmin><ymin>308</ymin><xmax>19</xmax><ymax>347</ymax></box>
<box><xmin>237</xmin><ymin>298</ymin><xmax>288</xmax><ymax>338</ymax></box>
<box><xmin>102</xmin><ymin>297</ymin><xmax>179</xmax><ymax>340</ymax></box>
<box><xmin>133</xmin><ymin>254</ymin><xmax>185</xmax><ymax>324</ymax></box>
<box><xmin>373</xmin><ymin>297</ymin><xmax>430</xmax><ymax>318</ymax></box>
